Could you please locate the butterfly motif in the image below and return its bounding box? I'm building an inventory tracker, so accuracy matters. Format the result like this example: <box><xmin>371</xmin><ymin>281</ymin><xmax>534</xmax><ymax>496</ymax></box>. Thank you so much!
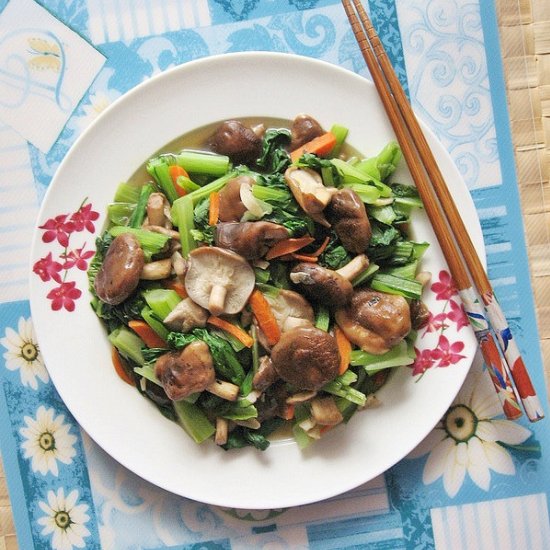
<box><xmin>27</xmin><ymin>37</ymin><xmax>61</xmax><ymax>72</ymax></box>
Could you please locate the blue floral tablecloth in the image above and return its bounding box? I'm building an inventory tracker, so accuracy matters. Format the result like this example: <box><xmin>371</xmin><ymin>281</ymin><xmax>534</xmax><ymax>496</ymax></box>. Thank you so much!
<box><xmin>1</xmin><ymin>1</ymin><xmax>549</xmax><ymax>548</ymax></box>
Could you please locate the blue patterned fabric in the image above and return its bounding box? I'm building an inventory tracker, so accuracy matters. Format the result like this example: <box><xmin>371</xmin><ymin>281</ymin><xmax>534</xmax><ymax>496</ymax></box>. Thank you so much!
<box><xmin>1</xmin><ymin>0</ymin><xmax>549</xmax><ymax>548</ymax></box>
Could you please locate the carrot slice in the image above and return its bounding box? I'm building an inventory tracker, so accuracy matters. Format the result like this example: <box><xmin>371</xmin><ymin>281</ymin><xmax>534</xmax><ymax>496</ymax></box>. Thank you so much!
<box><xmin>163</xmin><ymin>278</ymin><xmax>188</xmax><ymax>299</ymax></box>
<box><xmin>299</xmin><ymin>236</ymin><xmax>330</xmax><ymax>259</ymax></box>
<box><xmin>128</xmin><ymin>320</ymin><xmax>168</xmax><ymax>348</ymax></box>
<box><xmin>279</xmin><ymin>403</ymin><xmax>295</xmax><ymax>421</ymax></box>
<box><xmin>290</xmin><ymin>131</ymin><xmax>337</xmax><ymax>163</ymax></box>
<box><xmin>291</xmin><ymin>253</ymin><xmax>318</xmax><ymax>262</ymax></box>
<box><xmin>265</xmin><ymin>236</ymin><xmax>315</xmax><ymax>260</ymax></box>
<box><xmin>207</xmin><ymin>316</ymin><xmax>254</xmax><ymax>348</ymax></box>
<box><xmin>334</xmin><ymin>325</ymin><xmax>352</xmax><ymax>375</ymax></box>
<box><xmin>111</xmin><ymin>347</ymin><xmax>135</xmax><ymax>386</ymax></box>
<box><xmin>169</xmin><ymin>165</ymin><xmax>189</xmax><ymax>197</ymax></box>
<box><xmin>209</xmin><ymin>191</ymin><xmax>220</xmax><ymax>226</ymax></box>
<box><xmin>249</xmin><ymin>289</ymin><xmax>281</xmax><ymax>346</ymax></box>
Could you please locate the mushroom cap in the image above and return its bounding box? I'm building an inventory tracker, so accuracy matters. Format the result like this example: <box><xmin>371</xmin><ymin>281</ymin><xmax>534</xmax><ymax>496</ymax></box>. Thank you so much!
<box><xmin>335</xmin><ymin>289</ymin><xmax>411</xmax><ymax>354</ymax></box>
<box><xmin>326</xmin><ymin>188</ymin><xmax>371</xmax><ymax>253</ymax></box>
<box><xmin>94</xmin><ymin>233</ymin><xmax>144</xmax><ymax>305</ymax></box>
<box><xmin>290</xmin><ymin>114</ymin><xmax>324</xmax><ymax>150</ymax></box>
<box><xmin>271</xmin><ymin>326</ymin><xmax>340</xmax><ymax>390</ymax></box>
<box><xmin>215</xmin><ymin>221</ymin><xmax>289</xmax><ymax>260</ymax></box>
<box><xmin>154</xmin><ymin>341</ymin><xmax>215</xmax><ymax>401</ymax></box>
<box><xmin>218</xmin><ymin>175</ymin><xmax>254</xmax><ymax>222</ymax></box>
<box><xmin>185</xmin><ymin>246</ymin><xmax>255</xmax><ymax>315</ymax></box>
<box><xmin>290</xmin><ymin>262</ymin><xmax>353</xmax><ymax>307</ymax></box>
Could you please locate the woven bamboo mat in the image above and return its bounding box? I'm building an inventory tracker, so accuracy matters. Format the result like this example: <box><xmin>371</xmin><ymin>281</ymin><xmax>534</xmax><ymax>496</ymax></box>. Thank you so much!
<box><xmin>1</xmin><ymin>1</ymin><xmax>549</xmax><ymax>548</ymax></box>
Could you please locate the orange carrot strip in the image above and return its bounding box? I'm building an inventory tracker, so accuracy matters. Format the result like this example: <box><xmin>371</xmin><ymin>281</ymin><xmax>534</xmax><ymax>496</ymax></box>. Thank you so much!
<box><xmin>306</xmin><ymin>236</ymin><xmax>331</xmax><ymax>258</ymax></box>
<box><xmin>334</xmin><ymin>325</ymin><xmax>352</xmax><ymax>375</ymax></box>
<box><xmin>249</xmin><ymin>289</ymin><xmax>281</xmax><ymax>346</ymax></box>
<box><xmin>265</xmin><ymin>236</ymin><xmax>315</xmax><ymax>260</ymax></box>
<box><xmin>291</xmin><ymin>253</ymin><xmax>318</xmax><ymax>262</ymax></box>
<box><xmin>128</xmin><ymin>320</ymin><xmax>168</xmax><ymax>349</ymax></box>
<box><xmin>290</xmin><ymin>131</ymin><xmax>337</xmax><ymax>163</ymax></box>
<box><xmin>209</xmin><ymin>191</ymin><xmax>220</xmax><ymax>226</ymax></box>
<box><xmin>207</xmin><ymin>316</ymin><xmax>254</xmax><ymax>348</ymax></box>
<box><xmin>279</xmin><ymin>403</ymin><xmax>295</xmax><ymax>421</ymax></box>
<box><xmin>162</xmin><ymin>278</ymin><xmax>188</xmax><ymax>299</ymax></box>
<box><xmin>111</xmin><ymin>347</ymin><xmax>135</xmax><ymax>386</ymax></box>
<box><xmin>169</xmin><ymin>165</ymin><xmax>189</xmax><ymax>197</ymax></box>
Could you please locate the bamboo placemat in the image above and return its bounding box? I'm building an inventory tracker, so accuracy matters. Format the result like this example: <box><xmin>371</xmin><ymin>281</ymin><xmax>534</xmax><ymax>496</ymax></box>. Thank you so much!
<box><xmin>1</xmin><ymin>1</ymin><xmax>548</xmax><ymax>547</ymax></box>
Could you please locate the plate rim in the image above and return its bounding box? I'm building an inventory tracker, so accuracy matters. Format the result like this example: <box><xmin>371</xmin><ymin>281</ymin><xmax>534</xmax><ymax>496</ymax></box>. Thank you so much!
<box><xmin>29</xmin><ymin>51</ymin><xmax>484</xmax><ymax>509</ymax></box>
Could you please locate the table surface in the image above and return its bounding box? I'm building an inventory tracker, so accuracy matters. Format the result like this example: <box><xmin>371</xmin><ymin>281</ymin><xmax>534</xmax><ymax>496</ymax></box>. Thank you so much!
<box><xmin>1</xmin><ymin>0</ymin><xmax>549</xmax><ymax>548</ymax></box>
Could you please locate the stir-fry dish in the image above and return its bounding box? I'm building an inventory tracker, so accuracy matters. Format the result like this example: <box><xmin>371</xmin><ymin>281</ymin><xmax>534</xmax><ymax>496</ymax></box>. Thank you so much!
<box><xmin>88</xmin><ymin>114</ymin><xmax>430</xmax><ymax>451</ymax></box>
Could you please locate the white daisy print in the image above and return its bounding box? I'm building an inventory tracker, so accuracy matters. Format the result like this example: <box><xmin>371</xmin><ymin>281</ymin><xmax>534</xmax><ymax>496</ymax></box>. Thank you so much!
<box><xmin>1</xmin><ymin>316</ymin><xmax>48</xmax><ymax>389</ymax></box>
<box><xmin>38</xmin><ymin>488</ymin><xmax>91</xmax><ymax>550</ymax></box>
<box><xmin>408</xmin><ymin>367</ymin><xmax>532</xmax><ymax>497</ymax></box>
<box><xmin>20</xmin><ymin>406</ymin><xmax>77</xmax><ymax>476</ymax></box>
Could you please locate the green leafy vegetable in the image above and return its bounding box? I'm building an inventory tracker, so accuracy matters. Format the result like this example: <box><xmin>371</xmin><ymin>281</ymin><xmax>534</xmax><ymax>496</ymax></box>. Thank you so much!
<box><xmin>256</xmin><ymin>128</ymin><xmax>291</xmax><ymax>173</ymax></box>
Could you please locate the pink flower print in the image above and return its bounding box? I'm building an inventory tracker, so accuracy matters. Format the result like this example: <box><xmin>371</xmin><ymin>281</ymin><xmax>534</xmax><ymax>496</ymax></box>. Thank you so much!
<box><xmin>71</xmin><ymin>203</ymin><xmax>100</xmax><ymax>233</ymax></box>
<box><xmin>61</xmin><ymin>246</ymin><xmax>95</xmax><ymax>271</ymax></box>
<box><xmin>39</xmin><ymin>214</ymin><xmax>75</xmax><ymax>247</ymax></box>
<box><xmin>411</xmin><ymin>348</ymin><xmax>435</xmax><ymax>376</ymax></box>
<box><xmin>33</xmin><ymin>252</ymin><xmax>63</xmax><ymax>283</ymax></box>
<box><xmin>431</xmin><ymin>335</ymin><xmax>466</xmax><ymax>367</ymax></box>
<box><xmin>431</xmin><ymin>270</ymin><xmax>458</xmax><ymax>301</ymax></box>
<box><xmin>447</xmin><ymin>299</ymin><xmax>469</xmax><ymax>331</ymax></box>
<box><xmin>46</xmin><ymin>281</ymin><xmax>82</xmax><ymax>312</ymax></box>
<box><xmin>423</xmin><ymin>311</ymin><xmax>448</xmax><ymax>334</ymax></box>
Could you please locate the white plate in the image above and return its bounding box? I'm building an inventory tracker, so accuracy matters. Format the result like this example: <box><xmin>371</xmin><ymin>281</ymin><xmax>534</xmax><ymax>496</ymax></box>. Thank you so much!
<box><xmin>30</xmin><ymin>52</ymin><xmax>484</xmax><ymax>509</ymax></box>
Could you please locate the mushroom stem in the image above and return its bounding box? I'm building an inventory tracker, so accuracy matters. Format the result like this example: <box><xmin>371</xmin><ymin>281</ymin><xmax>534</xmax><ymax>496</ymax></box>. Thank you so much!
<box><xmin>207</xmin><ymin>379</ymin><xmax>240</xmax><ymax>401</ymax></box>
<box><xmin>208</xmin><ymin>284</ymin><xmax>227</xmax><ymax>316</ymax></box>
<box><xmin>215</xmin><ymin>417</ymin><xmax>229</xmax><ymax>445</ymax></box>
<box><xmin>336</xmin><ymin>254</ymin><xmax>369</xmax><ymax>281</ymax></box>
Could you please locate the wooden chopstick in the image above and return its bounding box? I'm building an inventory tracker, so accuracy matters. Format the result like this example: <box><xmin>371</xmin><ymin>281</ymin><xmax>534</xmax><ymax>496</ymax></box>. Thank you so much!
<box><xmin>342</xmin><ymin>0</ymin><xmax>544</xmax><ymax>422</ymax></box>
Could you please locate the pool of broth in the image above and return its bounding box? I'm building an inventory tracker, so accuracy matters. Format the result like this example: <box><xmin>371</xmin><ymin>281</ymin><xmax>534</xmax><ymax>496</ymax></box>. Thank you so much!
<box><xmin>127</xmin><ymin>116</ymin><xmax>292</xmax><ymax>186</ymax></box>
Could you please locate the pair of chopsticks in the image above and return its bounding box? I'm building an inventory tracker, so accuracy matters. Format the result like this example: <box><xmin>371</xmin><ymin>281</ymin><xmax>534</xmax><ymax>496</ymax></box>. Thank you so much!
<box><xmin>342</xmin><ymin>0</ymin><xmax>544</xmax><ymax>422</ymax></box>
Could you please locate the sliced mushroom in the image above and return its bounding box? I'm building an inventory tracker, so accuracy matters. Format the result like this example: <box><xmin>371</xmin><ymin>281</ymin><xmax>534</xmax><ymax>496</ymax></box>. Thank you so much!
<box><xmin>270</xmin><ymin>326</ymin><xmax>340</xmax><ymax>391</ymax></box>
<box><xmin>290</xmin><ymin>262</ymin><xmax>353</xmax><ymax>307</ymax></box>
<box><xmin>163</xmin><ymin>297</ymin><xmax>209</xmax><ymax>332</ymax></box>
<box><xmin>326</xmin><ymin>188</ymin><xmax>371</xmax><ymax>253</ymax></box>
<box><xmin>94</xmin><ymin>233</ymin><xmax>144</xmax><ymax>305</ymax></box>
<box><xmin>185</xmin><ymin>247</ymin><xmax>255</xmax><ymax>316</ymax></box>
<box><xmin>215</xmin><ymin>221</ymin><xmax>289</xmax><ymax>260</ymax></box>
<box><xmin>209</xmin><ymin>120</ymin><xmax>262</xmax><ymax>165</ymax></box>
<box><xmin>154</xmin><ymin>340</ymin><xmax>215</xmax><ymax>401</ymax></box>
<box><xmin>290</xmin><ymin>114</ymin><xmax>324</xmax><ymax>150</ymax></box>
<box><xmin>264</xmin><ymin>289</ymin><xmax>315</xmax><ymax>333</ymax></box>
<box><xmin>284</xmin><ymin>166</ymin><xmax>337</xmax><ymax>227</ymax></box>
<box><xmin>218</xmin><ymin>175</ymin><xmax>255</xmax><ymax>222</ymax></box>
<box><xmin>335</xmin><ymin>289</ymin><xmax>411</xmax><ymax>355</ymax></box>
